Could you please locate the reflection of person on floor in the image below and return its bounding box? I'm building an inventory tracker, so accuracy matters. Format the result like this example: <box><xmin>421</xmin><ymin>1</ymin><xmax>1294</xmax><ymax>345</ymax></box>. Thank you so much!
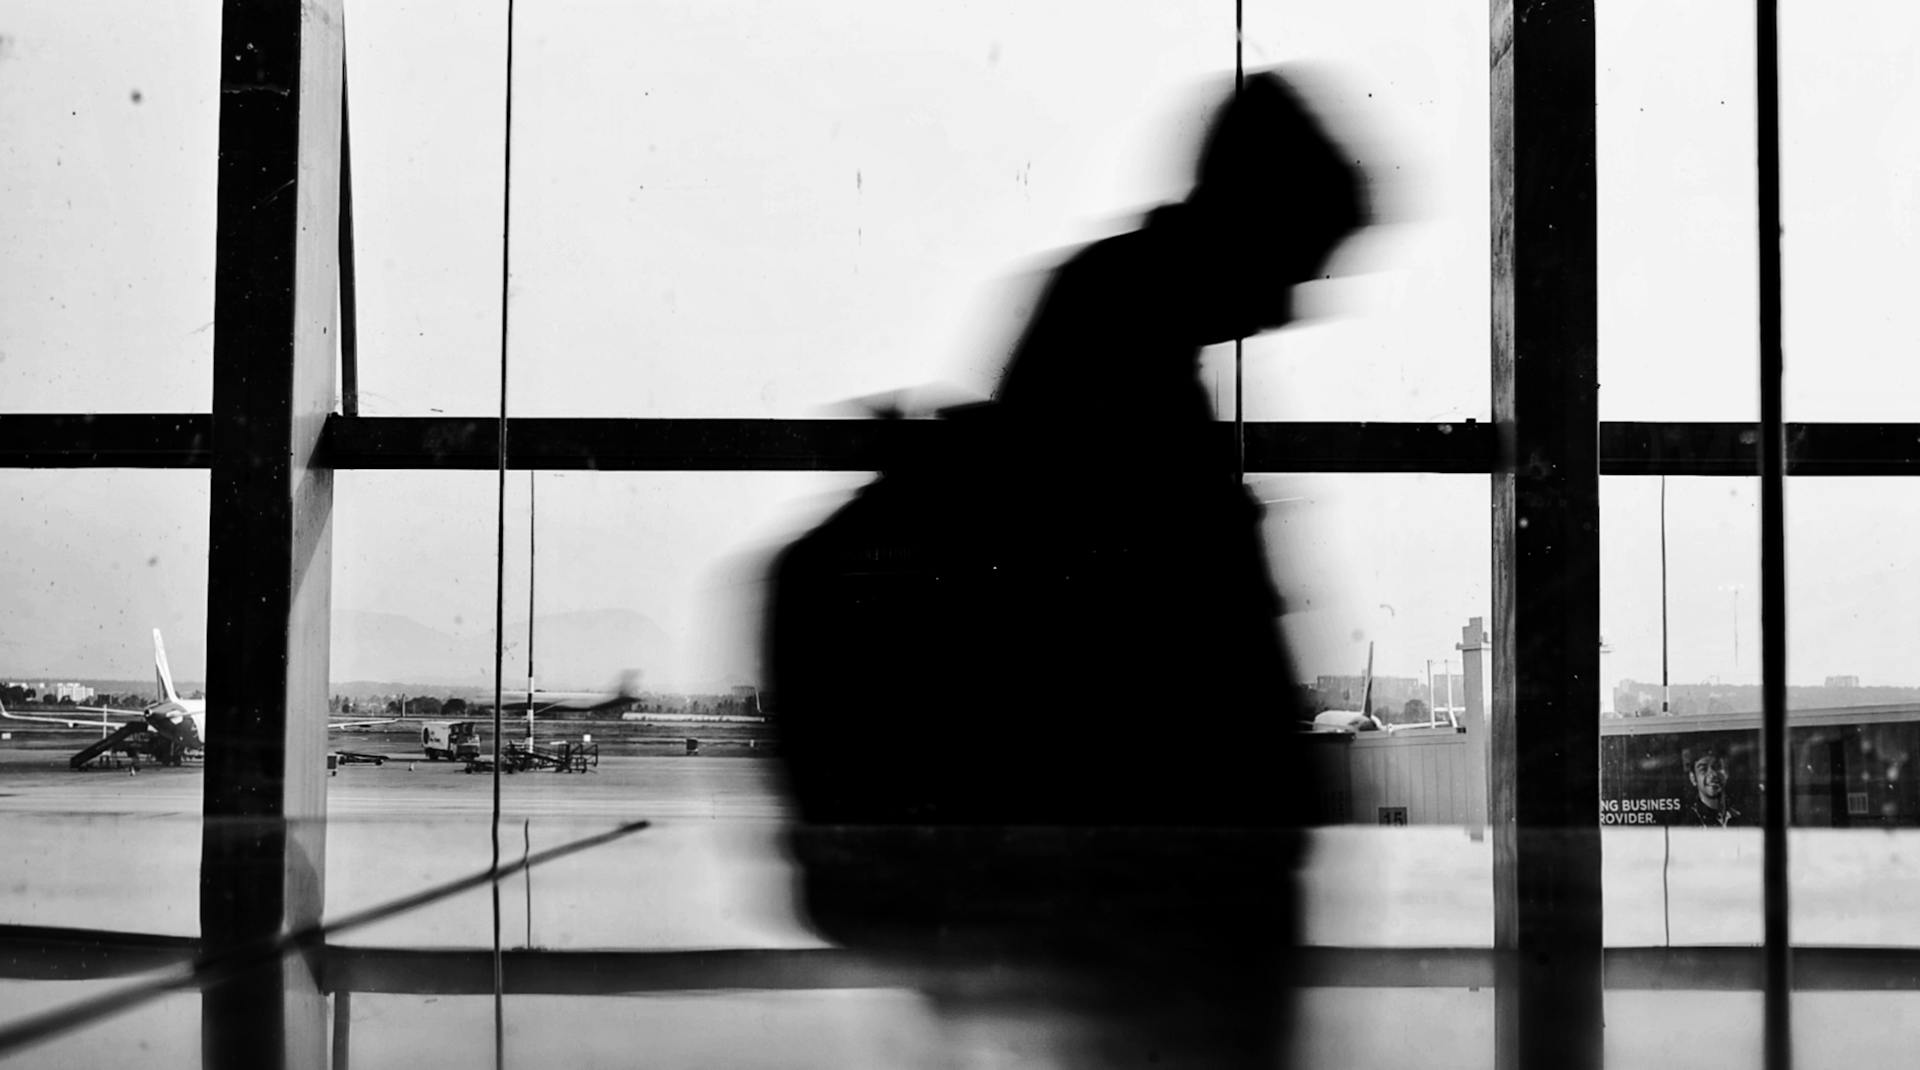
<box><xmin>770</xmin><ymin>68</ymin><xmax>1369</xmax><ymax>1068</ymax></box>
<box><xmin>1683</xmin><ymin>747</ymin><xmax>1743</xmax><ymax>827</ymax></box>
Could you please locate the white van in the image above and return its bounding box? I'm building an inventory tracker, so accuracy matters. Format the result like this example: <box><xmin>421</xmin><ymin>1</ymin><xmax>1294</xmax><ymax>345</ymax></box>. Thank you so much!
<box><xmin>421</xmin><ymin>721</ymin><xmax>481</xmax><ymax>761</ymax></box>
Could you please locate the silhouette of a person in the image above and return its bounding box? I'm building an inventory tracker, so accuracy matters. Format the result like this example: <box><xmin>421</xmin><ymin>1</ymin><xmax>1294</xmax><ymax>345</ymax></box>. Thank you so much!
<box><xmin>769</xmin><ymin>70</ymin><xmax>1368</xmax><ymax>1067</ymax></box>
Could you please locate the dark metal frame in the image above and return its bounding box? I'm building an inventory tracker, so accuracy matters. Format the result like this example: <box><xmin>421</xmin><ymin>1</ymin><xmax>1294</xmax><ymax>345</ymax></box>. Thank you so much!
<box><xmin>9</xmin><ymin>925</ymin><xmax>1920</xmax><ymax>996</ymax></box>
<box><xmin>9</xmin><ymin>415</ymin><xmax>1920</xmax><ymax>475</ymax></box>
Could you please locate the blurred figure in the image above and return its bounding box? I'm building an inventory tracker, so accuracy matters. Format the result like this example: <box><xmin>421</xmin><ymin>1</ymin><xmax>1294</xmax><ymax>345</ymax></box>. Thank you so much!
<box><xmin>768</xmin><ymin>69</ymin><xmax>1369</xmax><ymax>1068</ymax></box>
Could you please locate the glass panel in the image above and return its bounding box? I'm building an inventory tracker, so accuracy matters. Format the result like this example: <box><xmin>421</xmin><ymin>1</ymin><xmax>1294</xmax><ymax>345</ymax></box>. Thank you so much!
<box><xmin>340</xmin><ymin>2</ymin><xmax>504</xmax><ymax>419</ymax></box>
<box><xmin>1596</xmin><ymin>0</ymin><xmax>1758</xmax><ymax>422</ymax></box>
<box><xmin>1268</xmin><ymin>474</ymin><xmax>1493</xmax><ymax>947</ymax></box>
<box><xmin>0</xmin><ymin>984</ymin><xmax>198</xmax><ymax>1067</ymax></box>
<box><xmin>347</xmin><ymin>1</ymin><xmax>1230</xmax><ymax>417</ymax></box>
<box><xmin>0</xmin><ymin>471</ymin><xmax>207</xmax><ymax>935</ymax></box>
<box><xmin>1607</xmin><ymin>993</ymin><xmax>1920</xmax><ymax>1070</ymax></box>
<box><xmin>0</xmin><ymin>5</ymin><xmax>220</xmax><ymax>413</ymax></box>
<box><xmin>1780</xmin><ymin>1</ymin><xmax>1920</xmax><ymax>421</ymax></box>
<box><xmin>326</xmin><ymin>465</ymin><xmax>1489</xmax><ymax>1070</ymax></box>
<box><xmin>1605</xmin><ymin>992</ymin><xmax>1762</xmax><ymax>1070</ymax></box>
<box><xmin>327</xmin><ymin>470</ymin><xmax>860</xmax><ymax>949</ymax></box>
<box><xmin>1293</xmin><ymin>989</ymin><xmax>1492</xmax><ymax>1069</ymax></box>
<box><xmin>1796</xmin><ymin>993</ymin><xmax>1920</xmax><ymax>1069</ymax></box>
<box><xmin>341</xmin><ymin>993</ymin><xmax>942</xmax><ymax>1069</ymax></box>
<box><xmin>1780</xmin><ymin>479</ymin><xmax>1920</xmax><ymax>948</ymax></box>
<box><xmin>1597</xmin><ymin>478</ymin><xmax>1920</xmax><ymax>947</ymax></box>
<box><xmin>1237</xmin><ymin>1</ymin><xmax>1491</xmax><ymax>421</ymax></box>
<box><xmin>1600</xmin><ymin>477</ymin><xmax>1763</xmax><ymax>948</ymax></box>
<box><xmin>326</xmin><ymin>470</ymin><xmax>499</xmax><ymax>948</ymax></box>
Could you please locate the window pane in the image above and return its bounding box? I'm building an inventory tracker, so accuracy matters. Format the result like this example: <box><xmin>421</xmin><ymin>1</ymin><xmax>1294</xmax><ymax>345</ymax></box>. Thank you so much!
<box><xmin>0</xmin><ymin>4</ymin><xmax>220</xmax><ymax>413</ymax></box>
<box><xmin>341</xmin><ymin>993</ymin><xmax>942</xmax><ymax>1069</ymax></box>
<box><xmin>1601</xmin><ymin>476</ymin><xmax>1920</xmax><ymax>956</ymax></box>
<box><xmin>1267</xmin><ymin>474</ymin><xmax>1493</xmax><ymax>948</ymax></box>
<box><xmin>347</xmin><ymin>1</ymin><xmax>1230</xmax><ymax>418</ymax></box>
<box><xmin>328</xmin><ymin>471</ymin><xmax>503</xmax><ymax>948</ymax></box>
<box><xmin>1294</xmin><ymin>990</ymin><xmax>1492</xmax><ymax>1069</ymax></box>
<box><xmin>1597</xmin><ymin>0</ymin><xmax>1758</xmax><ymax>422</ymax></box>
<box><xmin>1781</xmin><ymin>2</ymin><xmax>1920</xmax><ymax>421</ymax></box>
<box><xmin>325</xmin><ymin>466</ymin><xmax>1490</xmax><ymax>1068</ymax></box>
<box><xmin>1601</xmin><ymin>476</ymin><xmax>1766</xmax><ymax>1062</ymax></box>
<box><xmin>1600</xmin><ymin>477</ymin><xmax>1763</xmax><ymax>948</ymax></box>
<box><xmin>0</xmin><ymin>471</ymin><xmax>206</xmax><ymax>936</ymax></box>
<box><xmin>327</xmin><ymin>470</ymin><xmax>859</xmax><ymax>950</ymax></box>
<box><xmin>1605</xmin><ymin>992</ymin><xmax>1762</xmax><ymax>1070</ymax></box>
<box><xmin>1606</xmin><ymin>993</ymin><xmax>1920</xmax><ymax>1070</ymax></box>
<box><xmin>0</xmin><ymin>984</ymin><xmax>198</xmax><ymax>1067</ymax></box>
<box><xmin>1237</xmin><ymin>1</ymin><xmax>1490</xmax><ymax>421</ymax></box>
<box><xmin>1782</xmin><ymin>480</ymin><xmax>1920</xmax><ymax>947</ymax></box>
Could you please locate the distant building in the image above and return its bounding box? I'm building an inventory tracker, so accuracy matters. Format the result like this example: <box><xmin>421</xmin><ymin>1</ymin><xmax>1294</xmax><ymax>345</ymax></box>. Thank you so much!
<box><xmin>1613</xmin><ymin>678</ymin><xmax>1920</xmax><ymax>718</ymax></box>
<box><xmin>51</xmin><ymin>682</ymin><xmax>95</xmax><ymax>703</ymax></box>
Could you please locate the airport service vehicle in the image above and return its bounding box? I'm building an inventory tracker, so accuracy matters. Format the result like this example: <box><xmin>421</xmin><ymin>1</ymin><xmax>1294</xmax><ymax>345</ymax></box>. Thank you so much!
<box><xmin>464</xmin><ymin>736</ymin><xmax>599</xmax><ymax>774</ymax></box>
<box><xmin>421</xmin><ymin>721</ymin><xmax>482</xmax><ymax>762</ymax></box>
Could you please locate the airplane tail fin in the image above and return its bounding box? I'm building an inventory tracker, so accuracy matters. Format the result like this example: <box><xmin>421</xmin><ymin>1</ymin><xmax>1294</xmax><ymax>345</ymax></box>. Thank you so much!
<box><xmin>153</xmin><ymin>629</ymin><xmax>182</xmax><ymax>705</ymax></box>
<box><xmin>1363</xmin><ymin>640</ymin><xmax>1383</xmax><ymax>731</ymax></box>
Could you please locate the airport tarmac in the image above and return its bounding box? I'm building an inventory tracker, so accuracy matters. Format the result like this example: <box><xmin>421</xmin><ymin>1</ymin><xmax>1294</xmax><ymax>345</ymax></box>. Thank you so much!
<box><xmin>6</xmin><ymin>742</ymin><xmax>1920</xmax><ymax>1067</ymax></box>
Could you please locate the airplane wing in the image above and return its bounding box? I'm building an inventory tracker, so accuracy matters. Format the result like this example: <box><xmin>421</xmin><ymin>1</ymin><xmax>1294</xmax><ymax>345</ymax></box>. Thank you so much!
<box><xmin>1</xmin><ymin>700</ymin><xmax>143</xmax><ymax>730</ymax></box>
<box><xmin>326</xmin><ymin>718</ymin><xmax>398</xmax><ymax>730</ymax></box>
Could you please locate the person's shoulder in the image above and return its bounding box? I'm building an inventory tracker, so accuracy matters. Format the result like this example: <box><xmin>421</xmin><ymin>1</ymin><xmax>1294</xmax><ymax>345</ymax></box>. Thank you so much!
<box><xmin>1057</xmin><ymin>205</ymin><xmax>1188</xmax><ymax>273</ymax></box>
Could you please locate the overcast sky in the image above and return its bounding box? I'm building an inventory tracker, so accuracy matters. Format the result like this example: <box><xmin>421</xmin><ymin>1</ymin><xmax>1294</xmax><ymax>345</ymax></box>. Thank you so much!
<box><xmin>3</xmin><ymin>2</ymin><xmax>1917</xmax><ymax>695</ymax></box>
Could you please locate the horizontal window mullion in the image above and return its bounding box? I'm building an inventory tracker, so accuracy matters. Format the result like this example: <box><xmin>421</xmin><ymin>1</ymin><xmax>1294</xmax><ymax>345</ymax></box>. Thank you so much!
<box><xmin>9</xmin><ymin>414</ymin><xmax>1920</xmax><ymax>475</ymax></box>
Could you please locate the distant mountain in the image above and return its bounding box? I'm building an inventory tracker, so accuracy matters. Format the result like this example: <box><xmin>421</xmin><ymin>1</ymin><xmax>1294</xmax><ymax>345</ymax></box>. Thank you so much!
<box><xmin>331</xmin><ymin>609</ymin><xmax>673</xmax><ymax>692</ymax></box>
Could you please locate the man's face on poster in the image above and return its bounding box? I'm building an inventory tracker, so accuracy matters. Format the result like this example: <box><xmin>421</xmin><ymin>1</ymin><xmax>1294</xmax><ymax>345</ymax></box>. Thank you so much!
<box><xmin>1690</xmin><ymin>754</ymin><xmax>1729</xmax><ymax>806</ymax></box>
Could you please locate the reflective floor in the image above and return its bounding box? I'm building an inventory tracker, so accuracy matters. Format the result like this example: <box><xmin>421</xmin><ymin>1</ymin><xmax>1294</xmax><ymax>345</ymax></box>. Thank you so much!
<box><xmin>4</xmin><ymin>745</ymin><xmax>1920</xmax><ymax>1066</ymax></box>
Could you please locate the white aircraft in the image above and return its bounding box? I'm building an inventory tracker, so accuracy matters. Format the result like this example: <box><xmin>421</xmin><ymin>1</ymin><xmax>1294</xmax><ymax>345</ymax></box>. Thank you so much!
<box><xmin>464</xmin><ymin>673</ymin><xmax>644</xmax><ymax>740</ymax></box>
<box><xmin>2</xmin><ymin>629</ymin><xmax>392</xmax><ymax>765</ymax></box>
<box><xmin>465</xmin><ymin>674</ymin><xmax>643</xmax><ymax>717</ymax></box>
<box><xmin>1307</xmin><ymin>640</ymin><xmax>1389</xmax><ymax>734</ymax></box>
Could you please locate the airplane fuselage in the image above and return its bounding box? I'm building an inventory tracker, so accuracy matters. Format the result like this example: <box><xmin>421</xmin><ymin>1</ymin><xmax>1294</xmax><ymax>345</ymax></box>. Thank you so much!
<box><xmin>143</xmin><ymin>699</ymin><xmax>207</xmax><ymax>752</ymax></box>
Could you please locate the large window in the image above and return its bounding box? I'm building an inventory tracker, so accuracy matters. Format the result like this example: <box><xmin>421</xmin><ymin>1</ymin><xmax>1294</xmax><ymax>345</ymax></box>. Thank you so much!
<box><xmin>7</xmin><ymin>4</ymin><xmax>1920</xmax><ymax>1069</ymax></box>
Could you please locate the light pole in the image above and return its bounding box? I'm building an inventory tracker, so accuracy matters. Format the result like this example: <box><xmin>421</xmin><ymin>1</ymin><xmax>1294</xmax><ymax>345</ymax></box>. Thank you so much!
<box><xmin>1661</xmin><ymin>476</ymin><xmax>1670</xmax><ymax>715</ymax></box>
<box><xmin>1728</xmin><ymin>584</ymin><xmax>1743</xmax><ymax>676</ymax></box>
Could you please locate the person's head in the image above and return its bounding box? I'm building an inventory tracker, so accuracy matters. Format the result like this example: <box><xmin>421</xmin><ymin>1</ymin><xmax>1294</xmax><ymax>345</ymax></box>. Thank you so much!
<box><xmin>1683</xmin><ymin>747</ymin><xmax>1730</xmax><ymax>808</ymax></box>
<box><xmin>1183</xmin><ymin>69</ymin><xmax>1370</xmax><ymax>338</ymax></box>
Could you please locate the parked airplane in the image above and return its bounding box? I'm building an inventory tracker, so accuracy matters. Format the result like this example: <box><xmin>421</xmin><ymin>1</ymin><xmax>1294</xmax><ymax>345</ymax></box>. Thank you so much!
<box><xmin>466</xmin><ymin>673</ymin><xmax>643</xmax><ymax>740</ymax></box>
<box><xmin>1308</xmin><ymin>640</ymin><xmax>1388</xmax><ymax>733</ymax></box>
<box><xmin>1</xmin><ymin>629</ymin><xmax>393</xmax><ymax>766</ymax></box>
<box><xmin>465</xmin><ymin>676</ymin><xmax>642</xmax><ymax>716</ymax></box>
